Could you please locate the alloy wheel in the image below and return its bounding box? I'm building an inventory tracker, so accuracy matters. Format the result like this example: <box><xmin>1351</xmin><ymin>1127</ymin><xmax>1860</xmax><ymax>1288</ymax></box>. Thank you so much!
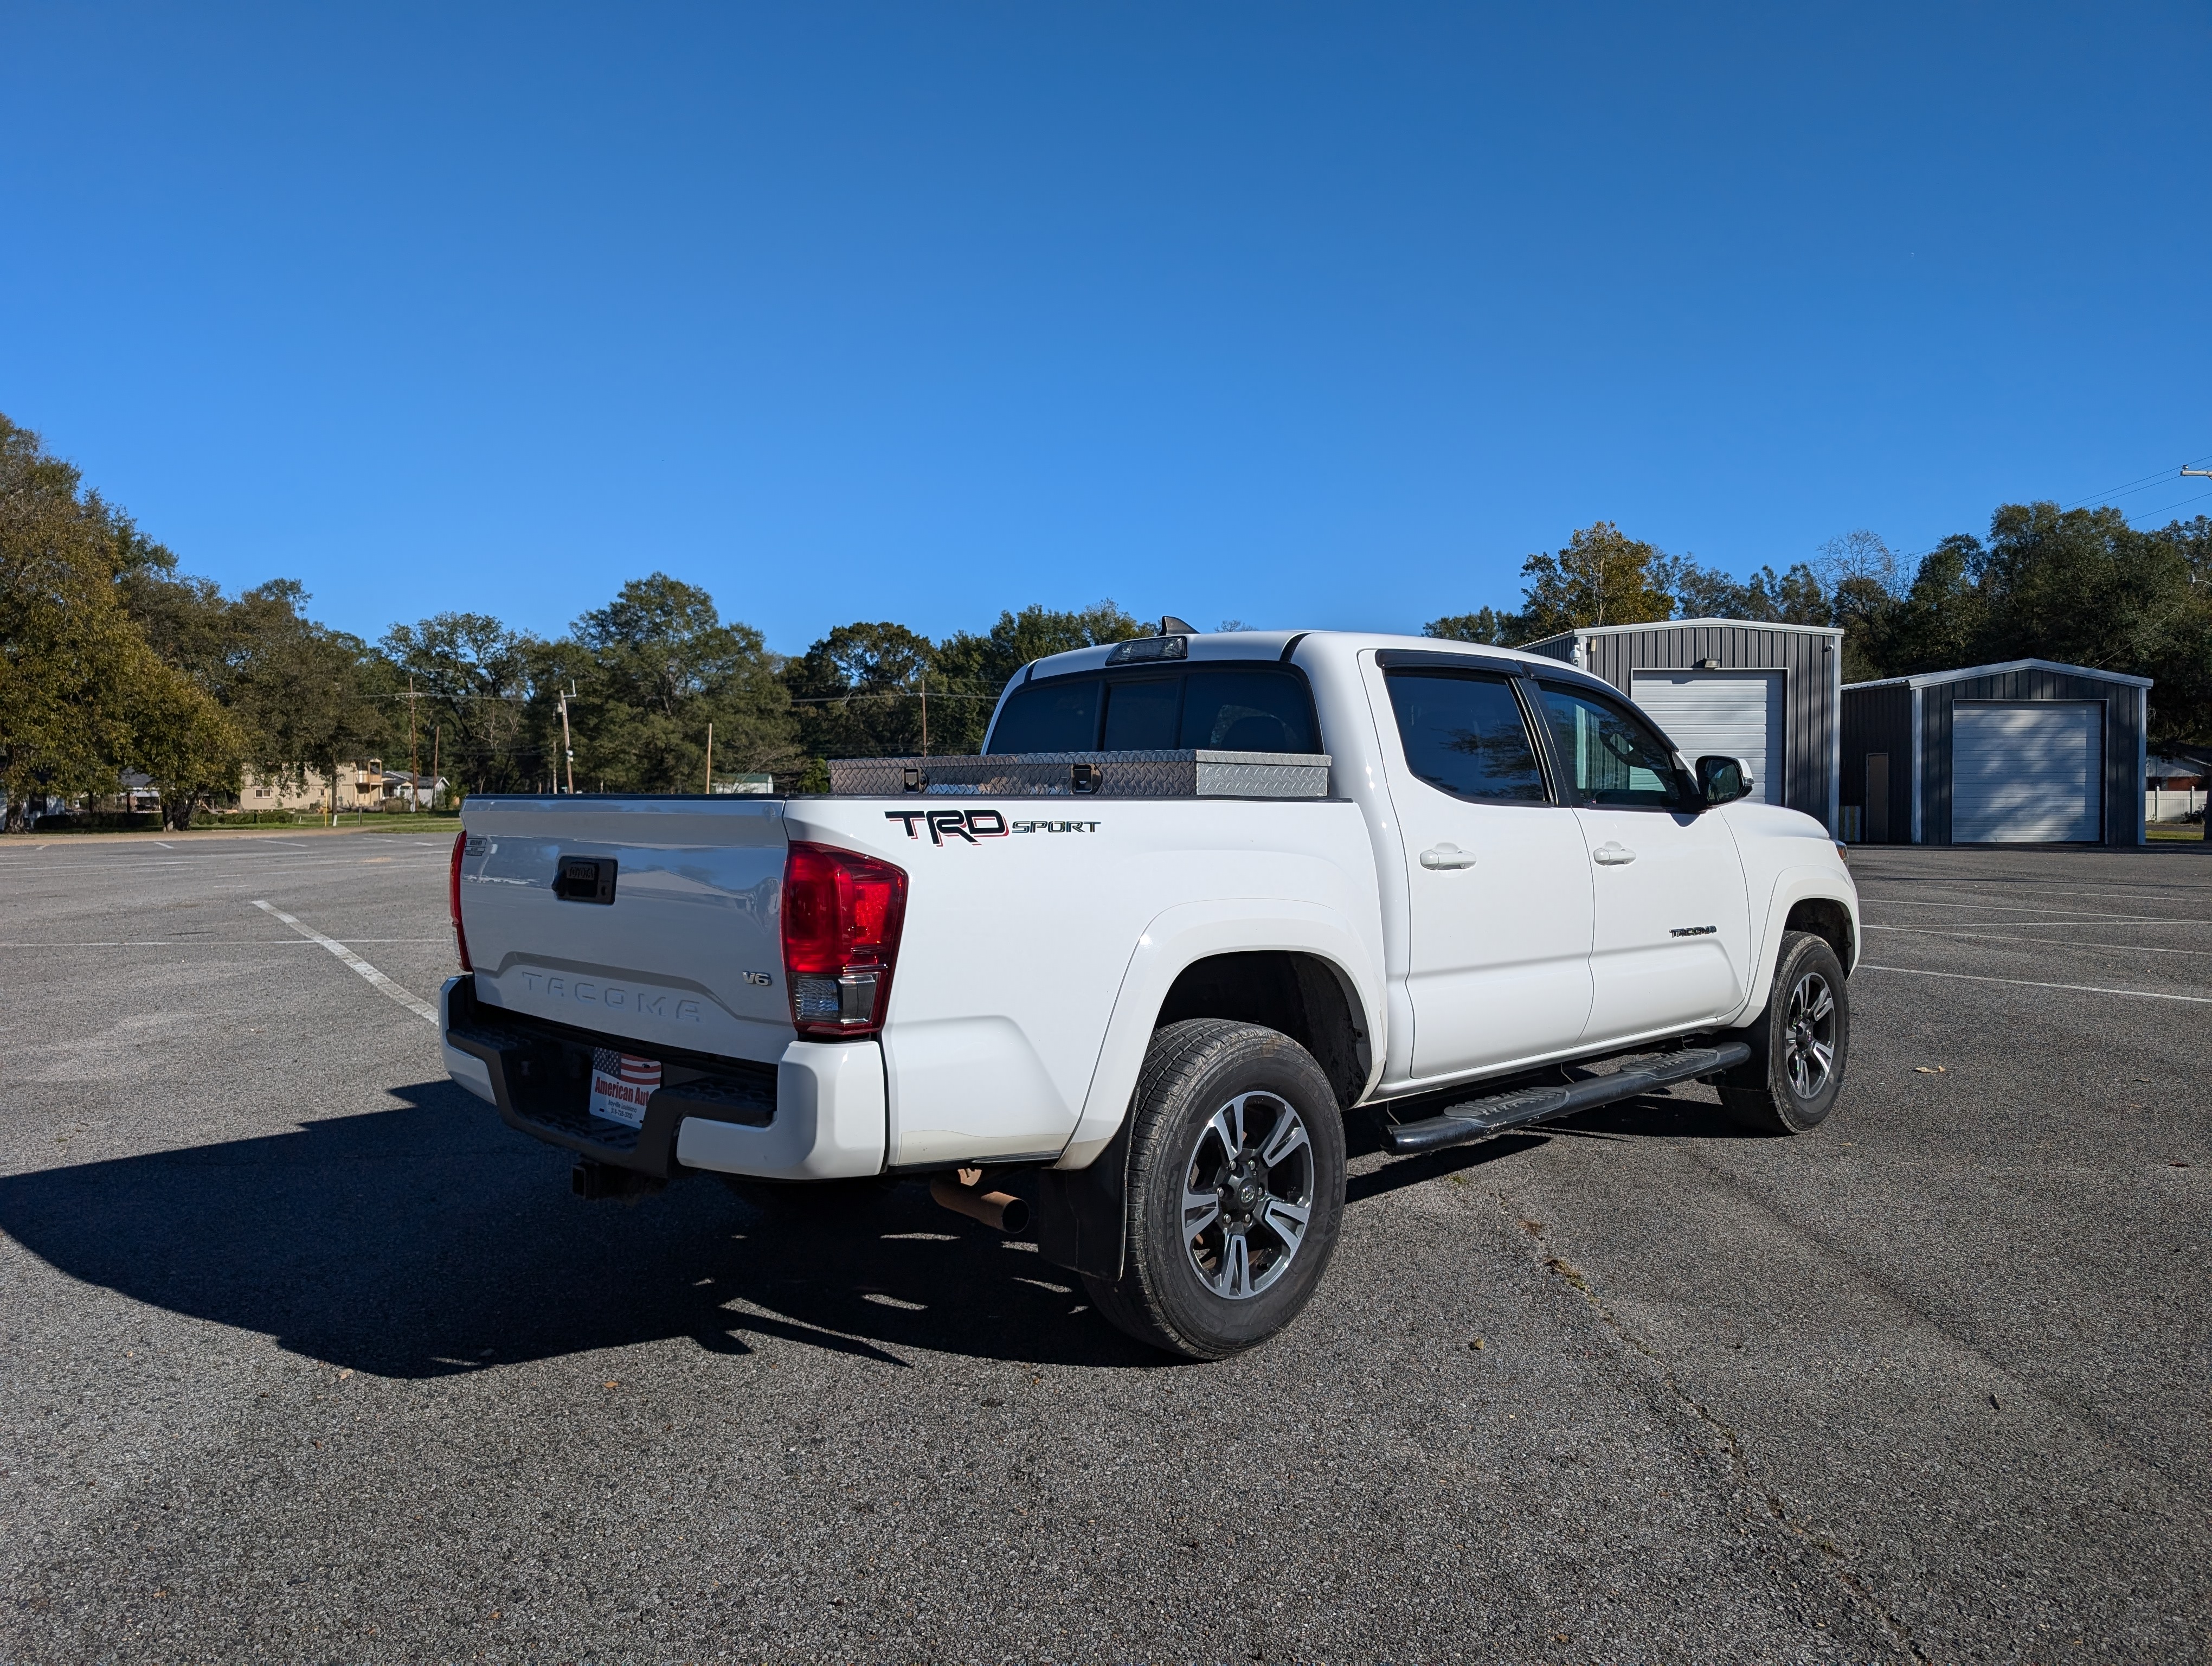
<box><xmin>1784</xmin><ymin>971</ymin><xmax>1838</xmax><ymax>1099</ymax></box>
<box><xmin>1181</xmin><ymin>1092</ymin><xmax>1316</xmax><ymax>1300</ymax></box>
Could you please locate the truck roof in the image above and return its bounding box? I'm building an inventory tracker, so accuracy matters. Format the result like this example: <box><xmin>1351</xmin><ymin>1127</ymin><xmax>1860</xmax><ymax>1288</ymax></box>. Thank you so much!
<box><xmin>1018</xmin><ymin>629</ymin><xmax>1570</xmax><ymax>682</ymax></box>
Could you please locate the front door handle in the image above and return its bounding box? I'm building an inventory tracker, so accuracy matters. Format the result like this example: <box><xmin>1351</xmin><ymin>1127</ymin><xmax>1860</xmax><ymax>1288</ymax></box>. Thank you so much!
<box><xmin>1419</xmin><ymin>845</ymin><xmax>1477</xmax><ymax>870</ymax></box>
<box><xmin>1592</xmin><ymin>842</ymin><xmax>1636</xmax><ymax>866</ymax></box>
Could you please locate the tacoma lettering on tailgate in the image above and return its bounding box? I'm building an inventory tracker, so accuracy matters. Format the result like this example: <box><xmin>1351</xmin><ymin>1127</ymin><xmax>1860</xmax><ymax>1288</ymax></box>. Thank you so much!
<box><xmin>517</xmin><ymin>970</ymin><xmax>704</xmax><ymax>1022</ymax></box>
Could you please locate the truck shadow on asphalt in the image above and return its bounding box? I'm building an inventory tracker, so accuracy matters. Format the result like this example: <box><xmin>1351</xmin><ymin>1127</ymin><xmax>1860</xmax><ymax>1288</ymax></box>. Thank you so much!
<box><xmin>0</xmin><ymin>1084</ymin><xmax>1766</xmax><ymax>1379</ymax></box>
<box><xmin>0</xmin><ymin>1082</ymin><xmax>1160</xmax><ymax>1377</ymax></box>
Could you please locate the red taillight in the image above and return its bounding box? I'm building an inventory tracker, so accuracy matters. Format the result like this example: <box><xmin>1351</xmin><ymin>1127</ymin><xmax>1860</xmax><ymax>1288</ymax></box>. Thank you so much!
<box><xmin>780</xmin><ymin>841</ymin><xmax>908</xmax><ymax>1039</ymax></box>
<box><xmin>449</xmin><ymin>830</ymin><xmax>473</xmax><ymax>972</ymax></box>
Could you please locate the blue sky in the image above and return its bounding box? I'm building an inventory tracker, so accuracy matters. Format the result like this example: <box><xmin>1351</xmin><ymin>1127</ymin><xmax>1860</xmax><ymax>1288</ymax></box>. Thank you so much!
<box><xmin>5</xmin><ymin>4</ymin><xmax>2210</xmax><ymax>655</ymax></box>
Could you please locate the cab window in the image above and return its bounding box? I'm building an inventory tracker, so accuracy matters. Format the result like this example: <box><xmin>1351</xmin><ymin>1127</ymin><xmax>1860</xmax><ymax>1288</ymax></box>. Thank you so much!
<box><xmin>1179</xmin><ymin>669</ymin><xmax>1317</xmax><ymax>753</ymax></box>
<box><xmin>1536</xmin><ymin>682</ymin><xmax>1693</xmax><ymax>810</ymax></box>
<box><xmin>987</xmin><ymin>678</ymin><xmax>1099</xmax><ymax>753</ymax></box>
<box><xmin>987</xmin><ymin>663</ymin><xmax>1321</xmax><ymax>755</ymax></box>
<box><xmin>1102</xmin><ymin>678</ymin><xmax>1181</xmax><ymax>749</ymax></box>
<box><xmin>1385</xmin><ymin>671</ymin><xmax>1548</xmax><ymax>803</ymax></box>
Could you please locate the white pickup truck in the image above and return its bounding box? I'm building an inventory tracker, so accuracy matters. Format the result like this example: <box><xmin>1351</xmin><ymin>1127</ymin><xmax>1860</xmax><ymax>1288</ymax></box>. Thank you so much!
<box><xmin>442</xmin><ymin>627</ymin><xmax>1858</xmax><ymax>1358</ymax></box>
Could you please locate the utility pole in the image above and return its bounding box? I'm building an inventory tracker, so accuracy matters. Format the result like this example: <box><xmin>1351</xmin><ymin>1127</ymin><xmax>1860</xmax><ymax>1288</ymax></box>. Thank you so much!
<box><xmin>557</xmin><ymin>683</ymin><xmax>578</xmax><ymax>794</ymax></box>
<box><xmin>431</xmin><ymin>724</ymin><xmax>441</xmax><ymax>812</ymax></box>
<box><xmin>704</xmin><ymin>722</ymin><xmax>714</xmax><ymax>794</ymax></box>
<box><xmin>919</xmin><ymin>670</ymin><xmax>929</xmax><ymax>758</ymax></box>
<box><xmin>407</xmin><ymin>675</ymin><xmax>421</xmax><ymax>811</ymax></box>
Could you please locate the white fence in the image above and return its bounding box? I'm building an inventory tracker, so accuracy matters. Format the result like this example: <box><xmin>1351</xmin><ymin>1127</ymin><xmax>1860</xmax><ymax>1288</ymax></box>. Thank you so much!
<box><xmin>2147</xmin><ymin>786</ymin><xmax>2205</xmax><ymax>823</ymax></box>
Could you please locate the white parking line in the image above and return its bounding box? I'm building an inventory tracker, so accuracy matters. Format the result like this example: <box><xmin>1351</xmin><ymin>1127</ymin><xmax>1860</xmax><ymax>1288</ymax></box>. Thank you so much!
<box><xmin>0</xmin><ymin>939</ymin><xmax>447</xmax><ymax>948</ymax></box>
<box><xmin>1858</xmin><ymin>899</ymin><xmax>2188</xmax><ymax>925</ymax></box>
<box><xmin>1858</xmin><ymin>881</ymin><xmax>2212</xmax><ymax>905</ymax></box>
<box><xmin>1859</xmin><ymin>964</ymin><xmax>2212</xmax><ymax>1005</ymax></box>
<box><xmin>1864</xmin><ymin>925</ymin><xmax>2212</xmax><ymax>958</ymax></box>
<box><xmin>0</xmin><ymin>856</ymin><xmax>446</xmax><ymax>875</ymax></box>
<box><xmin>251</xmin><ymin>901</ymin><xmax>440</xmax><ymax>1026</ymax></box>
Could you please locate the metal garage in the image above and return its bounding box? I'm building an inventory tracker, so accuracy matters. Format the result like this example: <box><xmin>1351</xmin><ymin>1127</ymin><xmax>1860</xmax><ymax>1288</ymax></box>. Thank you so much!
<box><xmin>1521</xmin><ymin>619</ymin><xmax>1843</xmax><ymax>830</ymax></box>
<box><xmin>1840</xmin><ymin>659</ymin><xmax>2150</xmax><ymax>847</ymax></box>
<box><xmin>1627</xmin><ymin>669</ymin><xmax>1786</xmax><ymax>804</ymax></box>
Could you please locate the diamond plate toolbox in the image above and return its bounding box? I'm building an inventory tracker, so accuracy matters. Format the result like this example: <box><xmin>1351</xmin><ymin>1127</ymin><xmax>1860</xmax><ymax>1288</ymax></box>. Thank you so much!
<box><xmin>825</xmin><ymin>749</ymin><xmax>1332</xmax><ymax>799</ymax></box>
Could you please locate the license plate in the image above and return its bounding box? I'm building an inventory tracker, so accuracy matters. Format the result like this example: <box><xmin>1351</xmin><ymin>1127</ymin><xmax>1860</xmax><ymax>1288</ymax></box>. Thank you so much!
<box><xmin>588</xmin><ymin>1048</ymin><xmax>661</xmax><ymax>1127</ymax></box>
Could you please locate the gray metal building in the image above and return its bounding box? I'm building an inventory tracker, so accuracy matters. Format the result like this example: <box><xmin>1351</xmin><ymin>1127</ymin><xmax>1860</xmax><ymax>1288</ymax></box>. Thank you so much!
<box><xmin>1840</xmin><ymin>658</ymin><xmax>2150</xmax><ymax>847</ymax></box>
<box><xmin>1522</xmin><ymin>619</ymin><xmax>1844</xmax><ymax>832</ymax></box>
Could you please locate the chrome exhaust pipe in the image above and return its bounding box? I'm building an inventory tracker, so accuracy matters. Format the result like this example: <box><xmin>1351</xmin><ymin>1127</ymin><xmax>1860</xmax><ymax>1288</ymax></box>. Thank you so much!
<box><xmin>930</xmin><ymin>1169</ymin><xmax>1029</xmax><ymax>1234</ymax></box>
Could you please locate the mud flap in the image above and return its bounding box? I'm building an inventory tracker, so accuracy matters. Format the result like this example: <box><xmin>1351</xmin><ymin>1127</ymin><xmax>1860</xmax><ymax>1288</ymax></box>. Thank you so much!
<box><xmin>1034</xmin><ymin>1114</ymin><xmax>1134</xmax><ymax>1281</ymax></box>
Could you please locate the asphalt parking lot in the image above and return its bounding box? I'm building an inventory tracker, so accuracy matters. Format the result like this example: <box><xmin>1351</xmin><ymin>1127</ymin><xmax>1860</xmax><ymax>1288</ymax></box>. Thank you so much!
<box><xmin>1</xmin><ymin>831</ymin><xmax>2205</xmax><ymax>1665</ymax></box>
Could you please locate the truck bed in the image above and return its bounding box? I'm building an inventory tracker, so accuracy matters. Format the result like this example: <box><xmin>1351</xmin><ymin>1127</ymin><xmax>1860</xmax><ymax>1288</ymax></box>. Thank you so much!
<box><xmin>453</xmin><ymin>789</ymin><xmax>1382</xmax><ymax>1177</ymax></box>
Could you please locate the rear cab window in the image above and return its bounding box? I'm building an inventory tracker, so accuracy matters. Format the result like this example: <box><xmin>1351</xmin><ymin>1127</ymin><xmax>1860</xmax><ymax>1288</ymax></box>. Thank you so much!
<box><xmin>987</xmin><ymin>663</ymin><xmax>1319</xmax><ymax>755</ymax></box>
<box><xmin>1383</xmin><ymin>670</ymin><xmax>1549</xmax><ymax>803</ymax></box>
<box><xmin>986</xmin><ymin>678</ymin><xmax>1099</xmax><ymax>753</ymax></box>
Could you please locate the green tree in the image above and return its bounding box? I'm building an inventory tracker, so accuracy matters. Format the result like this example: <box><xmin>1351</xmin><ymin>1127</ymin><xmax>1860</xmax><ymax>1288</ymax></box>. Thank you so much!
<box><xmin>928</xmin><ymin>600</ymin><xmax>1148</xmax><ymax>754</ymax></box>
<box><xmin>121</xmin><ymin>566</ymin><xmax>395</xmax><ymax>805</ymax></box>
<box><xmin>380</xmin><ymin>612</ymin><xmax>544</xmax><ymax>796</ymax></box>
<box><xmin>2138</xmin><ymin>515</ymin><xmax>2212</xmax><ymax>749</ymax></box>
<box><xmin>784</xmin><ymin>622</ymin><xmax>938</xmax><ymax>761</ymax></box>
<box><xmin>555</xmin><ymin>574</ymin><xmax>797</xmax><ymax>793</ymax></box>
<box><xmin>1814</xmin><ymin>531</ymin><xmax>1907</xmax><ymax>683</ymax></box>
<box><xmin>1516</xmin><ymin>522</ymin><xmax>1676</xmax><ymax>640</ymax></box>
<box><xmin>131</xmin><ymin>659</ymin><xmax>247</xmax><ymax>829</ymax></box>
<box><xmin>1422</xmin><ymin>607</ymin><xmax>1523</xmax><ymax>646</ymax></box>
<box><xmin>236</xmin><ymin>602</ymin><xmax>396</xmax><ymax>810</ymax></box>
<box><xmin>0</xmin><ymin>414</ymin><xmax>242</xmax><ymax>829</ymax></box>
<box><xmin>1839</xmin><ymin>502</ymin><xmax>2211</xmax><ymax>743</ymax></box>
<box><xmin>1973</xmin><ymin>502</ymin><xmax>2194</xmax><ymax>677</ymax></box>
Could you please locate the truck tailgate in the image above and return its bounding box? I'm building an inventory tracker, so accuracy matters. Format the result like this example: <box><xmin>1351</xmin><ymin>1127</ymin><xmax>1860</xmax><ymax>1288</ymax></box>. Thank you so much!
<box><xmin>459</xmin><ymin>796</ymin><xmax>793</xmax><ymax>1062</ymax></box>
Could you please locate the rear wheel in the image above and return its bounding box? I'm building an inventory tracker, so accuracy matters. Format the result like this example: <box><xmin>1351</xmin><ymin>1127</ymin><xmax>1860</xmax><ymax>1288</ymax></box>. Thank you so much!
<box><xmin>1719</xmin><ymin>930</ymin><xmax>1849</xmax><ymax>1133</ymax></box>
<box><xmin>1083</xmin><ymin>1019</ymin><xmax>1346</xmax><ymax>1360</ymax></box>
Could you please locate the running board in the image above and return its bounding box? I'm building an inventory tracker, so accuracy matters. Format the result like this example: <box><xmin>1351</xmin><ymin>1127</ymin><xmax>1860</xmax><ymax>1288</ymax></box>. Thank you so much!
<box><xmin>1382</xmin><ymin>1043</ymin><xmax>1753</xmax><ymax>1156</ymax></box>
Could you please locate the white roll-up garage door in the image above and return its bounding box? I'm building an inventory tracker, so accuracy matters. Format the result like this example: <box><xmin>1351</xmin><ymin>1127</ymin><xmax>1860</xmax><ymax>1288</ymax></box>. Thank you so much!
<box><xmin>1951</xmin><ymin>702</ymin><xmax>2102</xmax><ymax>843</ymax></box>
<box><xmin>1630</xmin><ymin>670</ymin><xmax>1785</xmax><ymax>804</ymax></box>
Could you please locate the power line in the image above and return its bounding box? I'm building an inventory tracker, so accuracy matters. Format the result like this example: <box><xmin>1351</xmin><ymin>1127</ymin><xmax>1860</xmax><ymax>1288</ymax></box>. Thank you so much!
<box><xmin>2120</xmin><ymin>485</ymin><xmax>2212</xmax><ymax>523</ymax></box>
<box><xmin>2058</xmin><ymin>450</ymin><xmax>2212</xmax><ymax>513</ymax></box>
<box><xmin>1871</xmin><ymin>451</ymin><xmax>2212</xmax><ymax>574</ymax></box>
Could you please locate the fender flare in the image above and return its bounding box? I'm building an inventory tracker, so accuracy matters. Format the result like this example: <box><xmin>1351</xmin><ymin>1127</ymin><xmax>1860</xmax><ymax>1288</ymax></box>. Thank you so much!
<box><xmin>1728</xmin><ymin>864</ymin><xmax>1861</xmax><ymax>1026</ymax></box>
<box><xmin>1051</xmin><ymin>898</ymin><xmax>1386</xmax><ymax>1170</ymax></box>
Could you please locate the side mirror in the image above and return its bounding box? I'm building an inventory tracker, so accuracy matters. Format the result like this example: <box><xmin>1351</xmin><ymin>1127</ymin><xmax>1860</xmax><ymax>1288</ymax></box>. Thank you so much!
<box><xmin>1697</xmin><ymin>755</ymin><xmax>1754</xmax><ymax>806</ymax></box>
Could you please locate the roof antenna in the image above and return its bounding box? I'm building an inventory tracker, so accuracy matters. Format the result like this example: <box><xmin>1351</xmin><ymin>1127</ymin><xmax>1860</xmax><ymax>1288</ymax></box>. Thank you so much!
<box><xmin>1159</xmin><ymin>615</ymin><xmax>1196</xmax><ymax>637</ymax></box>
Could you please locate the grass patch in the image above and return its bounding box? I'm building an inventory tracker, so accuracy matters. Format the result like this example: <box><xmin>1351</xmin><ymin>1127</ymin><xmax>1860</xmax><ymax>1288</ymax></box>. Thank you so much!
<box><xmin>315</xmin><ymin>811</ymin><xmax>464</xmax><ymax>833</ymax></box>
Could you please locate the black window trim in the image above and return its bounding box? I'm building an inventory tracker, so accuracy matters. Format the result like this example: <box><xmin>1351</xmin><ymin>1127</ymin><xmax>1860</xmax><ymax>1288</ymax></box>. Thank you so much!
<box><xmin>1380</xmin><ymin>661</ymin><xmax>1564</xmax><ymax>808</ymax></box>
<box><xmin>987</xmin><ymin>658</ymin><xmax>1323</xmax><ymax>755</ymax></box>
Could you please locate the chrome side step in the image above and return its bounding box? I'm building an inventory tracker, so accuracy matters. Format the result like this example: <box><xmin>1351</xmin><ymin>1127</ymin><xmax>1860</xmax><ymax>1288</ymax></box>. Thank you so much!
<box><xmin>1382</xmin><ymin>1043</ymin><xmax>1753</xmax><ymax>1156</ymax></box>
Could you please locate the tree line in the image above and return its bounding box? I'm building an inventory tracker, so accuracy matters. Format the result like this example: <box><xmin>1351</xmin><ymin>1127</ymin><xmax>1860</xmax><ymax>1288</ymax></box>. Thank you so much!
<box><xmin>1426</xmin><ymin>515</ymin><xmax>2212</xmax><ymax>749</ymax></box>
<box><xmin>5</xmin><ymin>409</ymin><xmax>2208</xmax><ymax>830</ymax></box>
<box><xmin>0</xmin><ymin>414</ymin><xmax>1153</xmax><ymax>828</ymax></box>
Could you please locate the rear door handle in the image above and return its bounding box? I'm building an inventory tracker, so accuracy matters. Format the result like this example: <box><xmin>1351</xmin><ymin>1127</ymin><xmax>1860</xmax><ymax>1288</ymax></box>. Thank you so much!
<box><xmin>1419</xmin><ymin>845</ymin><xmax>1477</xmax><ymax>870</ymax></box>
<box><xmin>1592</xmin><ymin>843</ymin><xmax>1636</xmax><ymax>866</ymax></box>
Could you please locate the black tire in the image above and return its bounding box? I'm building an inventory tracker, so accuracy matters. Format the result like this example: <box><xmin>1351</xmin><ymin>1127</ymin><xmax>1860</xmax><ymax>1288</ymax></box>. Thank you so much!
<box><xmin>1083</xmin><ymin>1019</ymin><xmax>1346</xmax><ymax>1361</ymax></box>
<box><xmin>1718</xmin><ymin>930</ymin><xmax>1849</xmax><ymax>1133</ymax></box>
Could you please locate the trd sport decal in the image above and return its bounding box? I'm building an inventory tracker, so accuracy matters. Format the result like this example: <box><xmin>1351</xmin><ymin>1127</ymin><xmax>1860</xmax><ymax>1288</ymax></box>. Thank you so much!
<box><xmin>884</xmin><ymin>809</ymin><xmax>1101</xmax><ymax>844</ymax></box>
<box><xmin>886</xmin><ymin>809</ymin><xmax>1008</xmax><ymax>845</ymax></box>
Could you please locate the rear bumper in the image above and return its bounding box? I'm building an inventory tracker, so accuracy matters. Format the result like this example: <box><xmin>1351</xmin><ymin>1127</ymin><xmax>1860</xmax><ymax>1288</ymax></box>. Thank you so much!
<box><xmin>439</xmin><ymin>975</ymin><xmax>886</xmax><ymax>1182</ymax></box>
